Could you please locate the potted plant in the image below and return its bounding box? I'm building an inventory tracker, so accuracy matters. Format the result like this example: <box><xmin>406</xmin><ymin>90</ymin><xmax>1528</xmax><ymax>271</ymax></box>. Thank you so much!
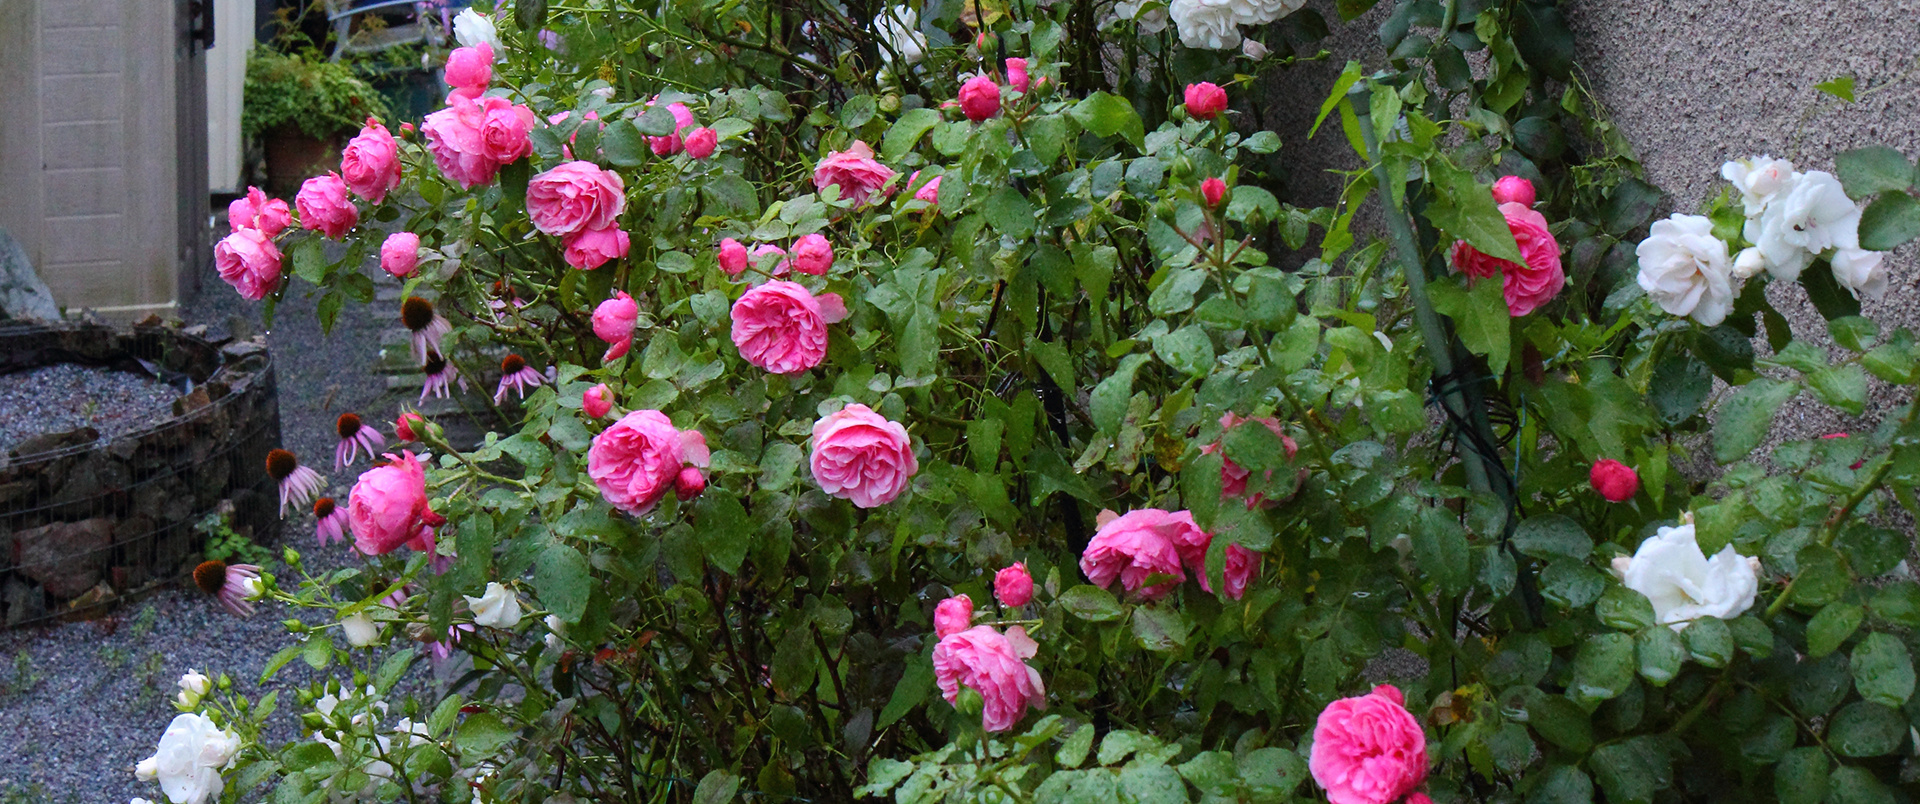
<box><xmin>241</xmin><ymin>48</ymin><xmax>393</xmax><ymax>195</ymax></box>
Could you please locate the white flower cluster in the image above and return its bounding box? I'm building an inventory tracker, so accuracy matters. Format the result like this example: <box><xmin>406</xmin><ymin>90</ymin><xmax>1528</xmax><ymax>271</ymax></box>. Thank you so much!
<box><xmin>1168</xmin><ymin>0</ymin><xmax>1302</xmax><ymax>50</ymax></box>
<box><xmin>309</xmin><ymin>685</ymin><xmax>432</xmax><ymax>796</ymax></box>
<box><xmin>874</xmin><ymin>6</ymin><xmax>928</xmax><ymax>65</ymax></box>
<box><xmin>1637</xmin><ymin>155</ymin><xmax>1889</xmax><ymax>326</ymax></box>
<box><xmin>135</xmin><ymin>713</ymin><xmax>241</xmax><ymax>804</ymax></box>
<box><xmin>1611</xmin><ymin>522</ymin><xmax>1762</xmax><ymax>631</ymax></box>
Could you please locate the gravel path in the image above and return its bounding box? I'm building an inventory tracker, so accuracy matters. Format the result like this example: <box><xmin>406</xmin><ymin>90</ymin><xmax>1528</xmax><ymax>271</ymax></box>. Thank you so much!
<box><xmin>0</xmin><ymin>239</ymin><xmax>413</xmax><ymax>802</ymax></box>
<box><xmin>0</xmin><ymin>364</ymin><xmax>183</xmax><ymax>456</ymax></box>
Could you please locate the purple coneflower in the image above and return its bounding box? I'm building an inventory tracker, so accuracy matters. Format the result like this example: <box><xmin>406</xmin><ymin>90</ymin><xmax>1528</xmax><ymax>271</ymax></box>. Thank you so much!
<box><xmin>194</xmin><ymin>560</ymin><xmax>264</xmax><ymax>618</ymax></box>
<box><xmin>492</xmin><ymin>354</ymin><xmax>545</xmax><ymax>404</ymax></box>
<box><xmin>401</xmin><ymin>296</ymin><xmax>452</xmax><ymax>364</ymax></box>
<box><xmin>334</xmin><ymin>413</ymin><xmax>386</xmax><ymax>469</ymax></box>
<box><xmin>420</xmin><ymin>352</ymin><xmax>466</xmax><ymax>403</ymax></box>
<box><xmin>266</xmin><ymin>448</ymin><xmax>324</xmax><ymax>518</ymax></box>
<box><xmin>313</xmin><ymin>497</ymin><xmax>348</xmax><ymax>545</ymax></box>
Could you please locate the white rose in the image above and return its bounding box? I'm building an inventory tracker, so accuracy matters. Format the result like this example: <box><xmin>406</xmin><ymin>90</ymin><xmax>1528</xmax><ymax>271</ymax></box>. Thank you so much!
<box><xmin>1169</xmin><ymin>0</ymin><xmax>1243</xmax><ymax>48</ymax></box>
<box><xmin>453</xmin><ymin>8</ymin><xmax>501</xmax><ymax>50</ymax></box>
<box><xmin>1241</xmin><ymin>37</ymin><xmax>1269</xmax><ymax>59</ymax></box>
<box><xmin>1636</xmin><ymin>214</ymin><xmax>1735</xmax><ymax>326</ymax></box>
<box><xmin>1229</xmin><ymin>0</ymin><xmax>1304</xmax><ymax>26</ymax></box>
<box><xmin>874</xmin><ymin>7</ymin><xmax>927</xmax><ymax>65</ymax></box>
<box><xmin>1721</xmin><ymin>155</ymin><xmax>1797</xmax><ymax>217</ymax></box>
<box><xmin>340</xmin><ymin>611</ymin><xmax>381</xmax><ymax>648</ymax></box>
<box><xmin>1731</xmin><ymin>246</ymin><xmax>1766</xmax><ymax>280</ymax></box>
<box><xmin>133</xmin><ymin>799</ymin><xmax>156</xmax><ymax>804</ymax></box>
<box><xmin>152</xmin><ymin>713</ymin><xmax>234</xmax><ymax>804</ymax></box>
<box><xmin>1114</xmin><ymin>0</ymin><xmax>1169</xmax><ymax>33</ymax></box>
<box><xmin>1614</xmin><ymin>523</ymin><xmax>1761</xmax><ymax>631</ymax></box>
<box><xmin>1748</xmin><ymin>170</ymin><xmax>1861</xmax><ymax>281</ymax></box>
<box><xmin>134</xmin><ymin>756</ymin><xmax>158</xmax><ymax>782</ymax></box>
<box><xmin>465</xmin><ymin>582</ymin><xmax>524</xmax><ymax>629</ymax></box>
<box><xmin>1831</xmin><ymin>247</ymin><xmax>1889</xmax><ymax>301</ymax></box>
<box><xmin>395</xmin><ymin>717</ymin><xmax>433</xmax><ymax>747</ymax></box>
<box><xmin>239</xmin><ymin>576</ymin><xmax>264</xmax><ymax>601</ymax></box>
<box><xmin>173</xmin><ymin>669</ymin><xmax>211</xmax><ymax>709</ymax></box>
<box><xmin>545</xmin><ymin>613</ymin><xmax>567</xmax><ymax>652</ymax></box>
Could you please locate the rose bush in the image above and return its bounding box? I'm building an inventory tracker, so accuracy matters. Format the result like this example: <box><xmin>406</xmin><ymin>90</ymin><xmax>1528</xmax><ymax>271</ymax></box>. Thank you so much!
<box><xmin>141</xmin><ymin>1</ymin><xmax>1920</xmax><ymax>803</ymax></box>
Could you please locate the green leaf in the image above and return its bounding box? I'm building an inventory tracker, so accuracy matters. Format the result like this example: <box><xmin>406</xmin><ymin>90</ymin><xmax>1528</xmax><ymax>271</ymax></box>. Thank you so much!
<box><xmin>1792</xmin><ymin>544</ymin><xmax>1852</xmax><ymax>609</ymax></box>
<box><xmin>1852</xmin><ymin>633</ymin><xmax>1915</xmax><ymax>706</ymax></box>
<box><xmin>302</xmin><ymin>634</ymin><xmax>331</xmax><ymax>669</ymax></box>
<box><xmin>1773</xmin><ymin>747</ymin><xmax>1829</xmax><ymax>804</ymax></box>
<box><xmin>1570</xmin><ymin>633</ymin><xmax>1636</xmax><ymax>706</ymax></box>
<box><xmin>1425</xmin><ymin>159</ymin><xmax>1525</xmax><ymax>264</ymax></box>
<box><xmin>1031</xmin><ymin>339</ymin><xmax>1076</xmax><ymax>391</ymax></box>
<box><xmin>1589</xmin><ymin>737</ymin><xmax>1669</xmax><ymax>804</ymax></box>
<box><xmin>454</xmin><ymin>712</ymin><xmax>517</xmax><ymax>757</ymax></box>
<box><xmin>1428</xmin><ymin>276</ymin><xmax>1511</xmax><ymax>377</ymax></box>
<box><xmin>882</xmin><ymin>108</ymin><xmax>942</xmax><ymax>161</ymax></box>
<box><xmin>1597</xmin><ymin>585</ymin><xmax>1656</xmax><ymax>631</ymax></box>
<box><xmin>1636</xmin><ymin>626</ymin><xmax>1687</xmax><ymax>686</ymax></box>
<box><xmin>1117</xmin><ymin>765</ymin><xmax>1185</xmax><ymax>803</ymax></box>
<box><xmin>1827</xmin><ymin>701</ymin><xmax>1906</xmax><ymax>756</ymax></box>
<box><xmin>983</xmin><ymin>186</ymin><xmax>1037</xmax><ymax>240</ymax></box>
<box><xmin>1808</xmin><ymin>603</ymin><xmax>1865</xmax><ymax>658</ymax></box>
<box><xmin>701</xmin><ymin>175</ymin><xmax>760</xmax><ymax>217</ymax></box>
<box><xmin>1132</xmin><ymin>605</ymin><xmax>1190</xmax><ymax>652</ymax></box>
<box><xmin>1827</xmin><ymin>766</ymin><xmax>1895</xmax><ymax>804</ymax></box>
<box><xmin>1069</xmin><ymin>92</ymin><xmax>1144</xmax><ymax>146</ymax></box>
<box><xmin>601</xmin><ymin>119</ymin><xmax>647</xmax><ymax>166</ymax></box>
<box><xmin>1525</xmin><ymin>764</ymin><xmax>1593</xmax><ymax>804</ymax></box>
<box><xmin>1244</xmin><ymin>131</ymin><xmax>1282</xmax><ymax>154</ymax></box>
<box><xmin>1828</xmin><ymin>316</ymin><xmax>1880</xmax><ymax>352</ymax></box>
<box><xmin>1815</xmin><ymin>75</ymin><xmax>1856</xmax><ymax>102</ymax></box>
<box><xmin>1310</xmin><ymin>61</ymin><xmax>1363</xmax><ymax>141</ymax></box>
<box><xmin>1147</xmin><ymin>268</ymin><xmax>1206</xmax><ymax>316</ymax></box>
<box><xmin>1871</xmin><ymin>582</ymin><xmax>1920</xmax><ymax>626</ymax></box>
<box><xmin>1858</xmin><ymin>191</ymin><xmax>1920</xmax><ymax>250</ymax></box>
<box><xmin>1526</xmin><ymin>692</ymin><xmax>1593</xmax><ymax>752</ymax></box>
<box><xmin>1834</xmin><ymin>145</ymin><xmax>1914</xmax><ymax>199</ymax></box>
<box><xmin>1238</xmin><ymin>747</ymin><xmax>1308</xmax><ymax>798</ymax></box>
<box><xmin>288</xmin><ymin>238</ymin><xmax>327</xmax><ymax>284</ymax></box>
<box><xmin>693</xmin><ymin>770</ymin><xmax>741</xmax><ymax>804</ymax></box>
<box><xmin>1650</xmin><ymin>351</ymin><xmax>1712</xmax><ymax>424</ymax></box>
<box><xmin>770</xmin><ymin>624</ymin><xmax>816</xmax><ymax>698</ymax></box>
<box><xmin>1056</xmin><ymin>725</ymin><xmax>1096</xmax><ymax>769</ymax></box>
<box><xmin>1058</xmin><ymin>585</ymin><xmax>1124</xmax><ymax>622</ymax></box>
<box><xmin>1808</xmin><ymin>364</ymin><xmax>1868</xmax><ymax>415</ymax></box>
<box><xmin>1511</xmin><ymin>514</ymin><xmax>1593</xmax><ymax>561</ymax></box>
<box><xmin>1512</xmin><ymin>3</ymin><xmax>1575</xmax><ymax>80</ymax></box>
<box><xmin>534</xmin><ymin>543</ymin><xmax>593</xmax><ymax>623</ymax></box>
<box><xmin>695</xmin><ymin>493</ymin><xmax>750</xmax><ymax>575</ymax></box>
<box><xmin>634</xmin><ymin>103</ymin><xmax>678</xmax><ymax>136</ymax></box>
<box><xmin>1151</xmin><ymin>325</ymin><xmax>1213</xmax><ymax>377</ymax></box>
<box><xmin>1684</xmin><ymin>616</ymin><xmax>1733</xmax><ymax>667</ymax></box>
<box><xmin>1091</xmin><ymin>354</ymin><xmax>1150</xmax><ymax>434</ymax></box>
<box><xmin>1803</xmin><ymin>260</ymin><xmax>1864</xmax><ymax>320</ymax></box>
<box><xmin>1713</xmin><ymin>378</ymin><xmax>1798</xmax><ymax>463</ymax></box>
<box><xmin>1603</xmin><ymin>178</ymin><xmax>1664</xmax><ymax>235</ymax></box>
<box><xmin>1412</xmin><ymin>506</ymin><xmax>1470</xmax><ymax>597</ymax></box>
<box><xmin>876</xmin><ymin>654</ymin><xmax>932</xmax><ymax>729</ymax></box>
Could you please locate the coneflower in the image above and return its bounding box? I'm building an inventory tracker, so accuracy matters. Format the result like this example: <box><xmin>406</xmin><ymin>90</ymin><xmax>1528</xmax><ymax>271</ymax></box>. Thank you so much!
<box><xmin>492</xmin><ymin>354</ymin><xmax>545</xmax><ymax>404</ymax></box>
<box><xmin>265</xmin><ymin>448</ymin><xmax>324</xmax><ymax>518</ymax></box>
<box><xmin>334</xmin><ymin>413</ymin><xmax>386</xmax><ymax>470</ymax></box>
<box><xmin>400</xmin><ymin>296</ymin><xmax>452</xmax><ymax>364</ymax></box>
<box><xmin>193</xmin><ymin>560</ymin><xmax>264</xmax><ymax>618</ymax></box>
<box><xmin>313</xmin><ymin>497</ymin><xmax>348</xmax><ymax>546</ymax></box>
<box><xmin>420</xmin><ymin>352</ymin><xmax>465</xmax><ymax>403</ymax></box>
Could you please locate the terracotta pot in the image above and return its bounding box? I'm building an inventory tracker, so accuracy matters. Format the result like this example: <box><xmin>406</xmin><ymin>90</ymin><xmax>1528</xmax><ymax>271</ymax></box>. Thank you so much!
<box><xmin>262</xmin><ymin>125</ymin><xmax>340</xmax><ymax>196</ymax></box>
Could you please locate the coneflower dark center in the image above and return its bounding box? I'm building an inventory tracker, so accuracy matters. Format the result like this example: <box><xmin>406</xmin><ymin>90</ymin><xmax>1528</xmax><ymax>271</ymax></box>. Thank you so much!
<box><xmin>336</xmin><ymin>413</ymin><xmax>362</xmax><ymax>439</ymax></box>
<box><xmin>313</xmin><ymin>497</ymin><xmax>336</xmax><ymax>518</ymax></box>
<box><xmin>423</xmin><ymin>353</ymin><xmax>448</xmax><ymax>374</ymax></box>
<box><xmin>401</xmin><ymin>297</ymin><xmax>435</xmax><ymax>331</ymax></box>
<box><xmin>193</xmin><ymin>560</ymin><xmax>228</xmax><ymax>595</ymax></box>
<box><xmin>265</xmin><ymin>448</ymin><xmax>298</xmax><ymax>480</ymax></box>
<box><xmin>501</xmin><ymin>354</ymin><xmax>526</xmax><ymax>373</ymax></box>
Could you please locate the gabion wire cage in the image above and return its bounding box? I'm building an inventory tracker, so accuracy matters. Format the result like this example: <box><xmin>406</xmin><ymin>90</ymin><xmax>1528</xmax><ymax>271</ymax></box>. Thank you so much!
<box><xmin>0</xmin><ymin>321</ymin><xmax>282</xmax><ymax>627</ymax></box>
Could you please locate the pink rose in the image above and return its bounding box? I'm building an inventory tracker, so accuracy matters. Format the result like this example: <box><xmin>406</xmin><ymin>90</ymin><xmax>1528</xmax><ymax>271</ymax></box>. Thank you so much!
<box><xmin>647</xmin><ymin>100</ymin><xmax>695</xmax><ymax>156</ymax></box>
<box><xmin>214</xmin><ymin>229</ymin><xmax>283</xmax><ymax>301</ymax></box>
<box><xmin>380</xmin><ymin>232</ymin><xmax>421</xmax><ymax>277</ymax></box>
<box><xmin>1310</xmin><ymin>685</ymin><xmax>1429</xmax><ymax>804</ymax></box>
<box><xmin>910</xmin><ymin>171</ymin><xmax>941</xmax><ymax>205</ymax></box>
<box><xmin>813</xmin><ymin>141</ymin><xmax>897</xmax><ymax>208</ymax></box>
<box><xmin>340</xmin><ymin>118</ymin><xmax>402</xmax><ymax>203</ymax></box>
<box><xmin>1590</xmin><ymin>459</ymin><xmax>1639</xmax><ymax>502</ymax></box>
<box><xmin>810</xmin><ymin>403</ymin><xmax>918</xmax><ymax>507</ymax></box>
<box><xmin>730</xmin><ymin>280</ymin><xmax>847</xmax><ymax>374</ymax></box>
<box><xmin>444</xmin><ymin>42</ymin><xmax>493</xmax><ymax>100</ymax></box>
<box><xmin>348</xmin><ymin>451</ymin><xmax>430</xmax><ymax>556</ymax></box>
<box><xmin>1202</xmin><ymin>413</ymin><xmax>1300</xmax><ymax>505</ymax></box>
<box><xmin>562</xmin><ymin>227</ymin><xmax>630</xmax><ymax>270</ymax></box>
<box><xmin>528</xmin><ymin>160</ymin><xmax>627</xmax><ymax>237</ymax></box>
<box><xmin>478</xmin><ymin>96</ymin><xmax>537</xmax><ymax>165</ymax></box>
<box><xmin>587</xmin><ymin>410</ymin><xmax>709</xmax><ymax>515</ymax></box>
<box><xmin>1005</xmin><ymin>58</ymin><xmax>1030</xmax><ymax>93</ymax></box>
<box><xmin>994</xmin><ymin>563</ymin><xmax>1034</xmax><ymax>607</ymax></box>
<box><xmin>295</xmin><ymin>173</ymin><xmax>357</xmax><ymax>239</ymax></box>
<box><xmin>593</xmin><ymin>291</ymin><xmax>638</xmax><ymax>360</ymax></box>
<box><xmin>934</xmin><ymin>594</ymin><xmax>973</xmax><ymax>639</ymax></box>
<box><xmin>1185</xmin><ymin>82</ymin><xmax>1228</xmax><ymax>119</ymax></box>
<box><xmin>1078</xmin><ymin>509</ymin><xmax>1195</xmax><ymax>600</ymax></box>
<box><xmin>718</xmin><ymin>238</ymin><xmax>748</xmax><ymax>275</ymax></box>
<box><xmin>684</xmin><ymin>127</ymin><xmax>717</xmax><ymax>159</ymax></box>
<box><xmin>959</xmin><ymin>75</ymin><xmax>1001</xmax><ymax>122</ymax></box>
<box><xmin>933</xmin><ymin>625</ymin><xmax>1047</xmax><ymax>733</ymax></box>
<box><xmin>1202</xmin><ymin>177</ymin><xmax>1226</xmax><ymax>208</ymax></box>
<box><xmin>1448</xmin><ymin>202</ymin><xmax>1563</xmax><ymax>316</ymax></box>
<box><xmin>421</xmin><ymin>98</ymin><xmax>497</xmax><ymax>188</ymax></box>
<box><xmin>790</xmin><ymin>233</ymin><xmax>833</xmax><ymax>276</ymax></box>
<box><xmin>228</xmin><ymin>186</ymin><xmax>291</xmax><ymax>236</ymax></box>
<box><xmin>750</xmin><ymin>244</ymin><xmax>789</xmax><ymax>275</ymax></box>
<box><xmin>1491</xmin><ymin>175</ymin><xmax>1536</xmax><ymax>207</ymax></box>
<box><xmin>582</xmin><ymin>383</ymin><xmax>614</xmax><ymax>418</ymax></box>
<box><xmin>1197</xmin><ymin>544</ymin><xmax>1259</xmax><ymax>600</ymax></box>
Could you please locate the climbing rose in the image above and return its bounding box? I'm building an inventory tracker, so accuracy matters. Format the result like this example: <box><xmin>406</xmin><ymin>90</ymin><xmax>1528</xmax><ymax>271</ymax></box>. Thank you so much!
<box><xmin>582</xmin><ymin>384</ymin><xmax>614</xmax><ymax>418</ymax></box>
<box><xmin>476</xmin><ymin>96</ymin><xmax>537</xmax><ymax>166</ymax></box>
<box><xmin>790</xmin><ymin>233</ymin><xmax>833</xmax><ymax>275</ymax></box>
<box><xmin>1207</xmin><ymin>545</ymin><xmax>1260</xmax><ymax>600</ymax></box>
<box><xmin>1006</xmin><ymin>58</ymin><xmax>1030</xmax><ymax>93</ymax></box>
<box><xmin>443</xmin><ymin>42</ymin><xmax>493</xmax><ymax>100</ymax></box>
<box><xmin>959</xmin><ymin>75</ymin><xmax>1001</xmax><ymax>121</ymax></box>
<box><xmin>717</xmin><ymin>238</ymin><xmax>748</xmax><ymax>275</ymax></box>
<box><xmin>1747</xmin><ymin>169</ymin><xmax>1859</xmax><ymax>281</ymax></box>
<box><xmin>1448</xmin><ymin>202</ymin><xmax>1563</xmax><ymax>317</ymax></box>
<box><xmin>227</xmin><ymin>186</ymin><xmax>290</xmax><ymax>236</ymax></box>
<box><xmin>932</xmin><ymin>625</ymin><xmax>1047</xmax><ymax>733</ymax></box>
<box><xmin>730</xmin><ymin>281</ymin><xmax>848</xmax><ymax>374</ymax></box>
<box><xmin>1635</xmin><ymin>213</ymin><xmax>1734</xmax><ymax>326</ymax></box>
<box><xmin>1590</xmin><ymin>459</ymin><xmax>1639</xmax><ymax>502</ymax></box>
<box><xmin>934</xmin><ymin>594</ymin><xmax>973</xmax><ymax>639</ymax></box>
<box><xmin>1202</xmin><ymin>413</ymin><xmax>1298</xmax><ymax>505</ymax></box>
<box><xmin>911</xmin><ymin>171</ymin><xmax>941</xmax><ymax>204</ymax></box>
<box><xmin>588</xmin><ymin>410</ymin><xmax>709</xmax><ymax>516</ymax></box>
<box><xmin>1491</xmin><ymin>175</ymin><xmax>1535</xmax><ymax>207</ymax></box>
<box><xmin>1079</xmin><ymin>509</ymin><xmax>1195</xmax><ymax>600</ymax></box>
<box><xmin>1611</xmin><ymin>522</ymin><xmax>1761</xmax><ymax>630</ymax></box>
<box><xmin>1309</xmin><ymin>685</ymin><xmax>1429</xmax><ymax>804</ymax></box>
<box><xmin>347</xmin><ymin>451</ymin><xmax>430</xmax><ymax>556</ymax></box>
<box><xmin>213</xmin><ymin>229</ymin><xmax>282</xmax><ymax>301</ymax></box>
<box><xmin>379</xmin><ymin>232</ymin><xmax>420</xmax><ymax>277</ymax></box>
<box><xmin>592</xmin><ymin>291</ymin><xmax>638</xmax><ymax>360</ymax></box>
<box><xmin>464</xmin><ymin>582</ymin><xmax>523</xmax><ymax>629</ymax></box>
<box><xmin>684</xmin><ymin>127</ymin><xmax>717</xmax><ymax>158</ymax></box>
<box><xmin>995</xmin><ymin>563</ymin><xmax>1034</xmax><ymax>607</ymax></box>
<box><xmin>562</xmin><ymin>227</ymin><xmax>630</xmax><ymax>270</ymax></box>
<box><xmin>142</xmin><ymin>712</ymin><xmax>241</xmax><ymax>804</ymax></box>
<box><xmin>810</xmin><ymin>403</ymin><xmax>919</xmax><ymax>508</ymax></box>
<box><xmin>646</xmin><ymin>100</ymin><xmax>695</xmax><ymax>155</ymax></box>
<box><xmin>420</xmin><ymin>97</ymin><xmax>495</xmax><ymax>188</ymax></box>
<box><xmin>528</xmin><ymin>161</ymin><xmax>626</xmax><ymax>237</ymax></box>
<box><xmin>1202</xmin><ymin>177</ymin><xmax>1226</xmax><ymax>208</ymax></box>
<box><xmin>813</xmin><ymin>140</ymin><xmax>896</xmax><ymax>208</ymax></box>
<box><xmin>452</xmin><ymin>7</ymin><xmax>500</xmax><ymax>49</ymax></box>
<box><xmin>1184</xmin><ymin>82</ymin><xmax>1228</xmax><ymax>119</ymax></box>
<box><xmin>295</xmin><ymin>173</ymin><xmax>357</xmax><ymax>239</ymax></box>
<box><xmin>340</xmin><ymin>118</ymin><xmax>402</xmax><ymax>203</ymax></box>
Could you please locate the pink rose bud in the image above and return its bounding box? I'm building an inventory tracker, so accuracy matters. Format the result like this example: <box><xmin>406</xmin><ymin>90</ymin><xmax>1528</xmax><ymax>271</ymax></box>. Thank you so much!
<box><xmin>1491</xmin><ymin>175</ymin><xmax>1536</xmax><ymax>207</ymax></box>
<box><xmin>583</xmin><ymin>384</ymin><xmax>614</xmax><ymax>418</ymax></box>
<box><xmin>994</xmin><ymin>563</ymin><xmax>1034</xmax><ymax>607</ymax></box>
<box><xmin>933</xmin><ymin>594</ymin><xmax>973</xmax><ymax>639</ymax></box>
<box><xmin>228</xmin><ymin>186</ymin><xmax>291</xmax><ymax>237</ymax></box>
<box><xmin>674</xmin><ymin>466</ymin><xmax>707</xmax><ymax>501</ymax></box>
<box><xmin>1309</xmin><ymin>685</ymin><xmax>1428</xmax><ymax>804</ymax></box>
<box><xmin>1589</xmin><ymin>459</ymin><xmax>1639</xmax><ymax>502</ymax></box>
<box><xmin>295</xmin><ymin>173</ymin><xmax>358</xmax><ymax>239</ymax></box>
<box><xmin>340</xmin><ymin>118</ymin><xmax>402</xmax><ymax>203</ymax></box>
<box><xmin>911</xmin><ymin>171</ymin><xmax>941</xmax><ymax>205</ymax></box>
<box><xmin>444</xmin><ymin>42</ymin><xmax>494</xmax><ymax>99</ymax></box>
<box><xmin>395</xmin><ymin>412</ymin><xmax>425</xmax><ymax>442</ymax></box>
<box><xmin>592</xmin><ymin>291</ymin><xmax>639</xmax><ymax>360</ymax></box>
<box><xmin>380</xmin><ymin>232</ymin><xmax>421</xmax><ymax>277</ymax></box>
<box><xmin>959</xmin><ymin>75</ymin><xmax>1002</xmax><ymax>122</ymax></box>
<box><xmin>684</xmin><ymin>127</ymin><xmax>718</xmax><ymax>159</ymax></box>
<box><xmin>718</xmin><ymin>238</ymin><xmax>749</xmax><ymax>275</ymax></box>
<box><xmin>1184</xmin><ymin>82</ymin><xmax>1228</xmax><ymax>120</ymax></box>
<box><xmin>1005</xmin><ymin>58</ymin><xmax>1030</xmax><ymax>93</ymax></box>
<box><xmin>399</xmin><ymin>121</ymin><xmax>415</xmax><ymax>137</ymax></box>
<box><xmin>790</xmin><ymin>233</ymin><xmax>833</xmax><ymax>276</ymax></box>
<box><xmin>1202</xmin><ymin>177</ymin><xmax>1227</xmax><ymax>208</ymax></box>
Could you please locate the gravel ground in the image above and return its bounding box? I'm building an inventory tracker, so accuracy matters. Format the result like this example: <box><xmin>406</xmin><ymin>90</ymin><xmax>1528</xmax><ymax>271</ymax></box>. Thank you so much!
<box><xmin>0</xmin><ymin>364</ymin><xmax>184</xmax><ymax>456</ymax></box>
<box><xmin>0</xmin><ymin>238</ymin><xmax>411</xmax><ymax>802</ymax></box>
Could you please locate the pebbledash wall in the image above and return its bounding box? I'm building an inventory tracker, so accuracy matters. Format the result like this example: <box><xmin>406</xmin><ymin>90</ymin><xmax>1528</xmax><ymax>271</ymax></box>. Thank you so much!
<box><xmin>1263</xmin><ymin>0</ymin><xmax>1920</xmax><ymax>445</ymax></box>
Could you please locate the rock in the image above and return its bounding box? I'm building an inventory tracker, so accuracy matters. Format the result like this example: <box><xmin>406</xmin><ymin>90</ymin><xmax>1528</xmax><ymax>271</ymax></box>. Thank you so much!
<box><xmin>13</xmin><ymin>517</ymin><xmax>114</xmax><ymax>598</ymax></box>
<box><xmin>9</xmin><ymin>426</ymin><xmax>98</xmax><ymax>459</ymax></box>
<box><xmin>0</xmin><ymin>228</ymin><xmax>59</xmax><ymax>322</ymax></box>
<box><xmin>2</xmin><ymin>576</ymin><xmax>46</xmax><ymax>625</ymax></box>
